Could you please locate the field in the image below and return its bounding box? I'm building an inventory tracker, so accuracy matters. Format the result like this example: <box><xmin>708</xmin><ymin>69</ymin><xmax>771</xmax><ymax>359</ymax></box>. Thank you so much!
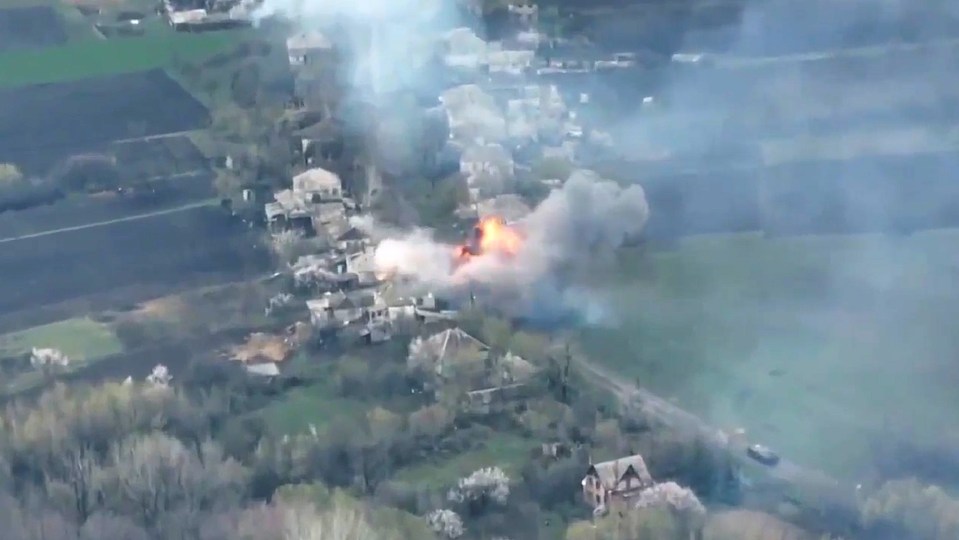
<box><xmin>257</xmin><ymin>381</ymin><xmax>369</xmax><ymax>437</ymax></box>
<box><xmin>579</xmin><ymin>231</ymin><xmax>959</xmax><ymax>480</ymax></box>
<box><xmin>0</xmin><ymin>205</ymin><xmax>271</xmax><ymax>315</ymax></box>
<box><xmin>0</xmin><ymin>16</ymin><xmax>245</xmax><ymax>87</ymax></box>
<box><xmin>392</xmin><ymin>432</ymin><xmax>533</xmax><ymax>489</ymax></box>
<box><xmin>0</xmin><ymin>177</ymin><xmax>214</xmax><ymax>239</ymax></box>
<box><xmin>0</xmin><ymin>69</ymin><xmax>209</xmax><ymax>174</ymax></box>
<box><xmin>111</xmin><ymin>136</ymin><xmax>211</xmax><ymax>180</ymax></box>
<box><xmin>0</xmin><ymin>317</ymin><xmax>121</xmax><ymax>360</ymax></box>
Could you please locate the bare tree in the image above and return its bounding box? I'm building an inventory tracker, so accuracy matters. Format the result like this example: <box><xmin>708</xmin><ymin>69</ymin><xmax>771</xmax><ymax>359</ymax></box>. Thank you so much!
<box><xmin>99</xmin><ymin>433</ymin><xmax>248</xmax><ymax>534</ymax></box>
<box><xmin>80</xmin><ymin>512</ymin><xmax>150</xmax><ymax>540</ymax></box>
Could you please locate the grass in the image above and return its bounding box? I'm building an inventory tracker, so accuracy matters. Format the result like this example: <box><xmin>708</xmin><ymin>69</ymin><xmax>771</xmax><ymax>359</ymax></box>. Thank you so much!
<box><xmin>257</xmin><ymin>381</ymin><xmax>369</xmax><ymax>437</ymax></box>
<box><xmin>0</xmin><ymin>317</ymin><xmax>122</xmax><ymax>361</ymax></box>
<box><xmin>0</xmin><ymin>17</ymin><xmax>247</xmax><ymax>87</ymax></box>
<box><xmin>579</xmin><ymin>230</ymin><xmax>959</xmax><ymax>480</ymax></box>
<box><xmin>393</xmin><ymin>432</ymin><xmax>533</xmax><ymax>489</ymax></box>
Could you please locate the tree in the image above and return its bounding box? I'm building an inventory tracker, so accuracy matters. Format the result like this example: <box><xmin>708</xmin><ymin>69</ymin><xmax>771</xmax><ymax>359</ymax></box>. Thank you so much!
<box><xmin>635</xmin><ymin>482</ymin><xmax>707</xmax><ymax>539</ymax></box>
<box><xmin>0</xmin><ymin>163</ymin><xmax>23</xmax><ymax>187</ymax></box>
<box><xmin>427</xmin><ymin>509</ymin><xmax>465</xmax><ymax>539</ymax></box>
<box><xmin>448</xmin><ymin>467</ymin><xmax>510</xmax><ymax>517</ymax></box>
<box><xmin>861</xmin><ymin>478</ymin><xmax>959</xmax><ymax>540</ymax></box>
<box><xmin>99</xmin><ymin>433</ymin><xmax>248</xmax><ymax>534</ymax></box>
<box><xmin>366</xmin><ymin>407</ymin><xmax>403</xmax><ymax>444</ymax></box>
<box><xmin>408</xmin><ymin>405</ymin><xmax>453</xmax><ymax>446</ymax></box>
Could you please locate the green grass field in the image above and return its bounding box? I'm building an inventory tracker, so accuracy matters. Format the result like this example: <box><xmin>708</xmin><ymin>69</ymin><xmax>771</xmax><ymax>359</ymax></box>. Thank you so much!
<box><xmin>257</xmin><ymin>382</ymin><xmax>369</xmax><ymax>437</ymax></box>
<box><xmin>0</xmin><ymin>317</ymin><xmax>122</xmax><ymax>361</ymax></box>
<box><xmin>0</xmin><ymin>0</ymin><xmax>248</xmax><ymax>87</ymax></box>
<box><xmin>579</xmin><ymin>231</ymin><xmax>959</xmax><ymax>479</ymax></box>
<box><xmin>393</xmin><ymin>432</ymin><xmax>533</xmax><ymax>489</ymax></box>
<box><xmin>0</xmin><ymin>32</ymin><xmax>244</xmax><ymax>87</ymax></box>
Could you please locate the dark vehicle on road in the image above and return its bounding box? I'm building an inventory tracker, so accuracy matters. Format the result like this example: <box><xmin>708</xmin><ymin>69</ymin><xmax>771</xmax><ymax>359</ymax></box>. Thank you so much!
<box><xmin>747</xmin><ymin>444</ymin><xmax>780</xmax><ymax>466</ymax></box>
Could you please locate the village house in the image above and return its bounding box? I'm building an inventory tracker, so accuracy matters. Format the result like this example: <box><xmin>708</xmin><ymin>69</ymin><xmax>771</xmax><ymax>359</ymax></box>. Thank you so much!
<box><xmin>286</xmin><ymin>30</ymin><xmax>334</xmax><ymax>68</ymax></box>
<box><xmin>333</xmin><ymin>225</ymin><xmax>371</xmax><ymax>253</ymax></box>
<box><xmin>464</xmin><ymin>382</ymin><xmax>537</xmax><ymax>415</ymax></box>
<box><xmin>293</xmin><ymin>118</ymin><xmax>343</xmax><ymax>165</ymax></box>
<box><xmin>292</xmin><ymin>255</ymin><xmax>360</xmax><ymax>293</ymax></box>
<box><xmin>408</xmin><ymin>328</ymin><xmax>538</xmax><ymax>405</ymax></box>
<box><xmin>507</xmin><ymin>2</ymin><xmax>538</xmax><ymax>27</ymax></box>
<box><xmin>265</xmin><ymin>189</ymin><xmax>315</xmax><ymax>235</ymax></box>
<box><xmin>486</xmin><ymin>45</ymin><xmax>536</xmax><ymax>75</ymax></box>
<box><xmin>460</xmin><ymin>143</ymin><xmax>514</xmax><ymax>179</ymax></box>
<box><xmin>439</xmin><ymin>85</ymin><xmax>508</xmax><ymax>143</ymax></box>
<box><xmin>307</xmin><ymin>290</ymin><xmax>387</xmax><ymax>329</ymax></box>
<box><xmin>292</xmin><ymin>167</ymin><xmax>343</xmax><ymax>202</ymax></box>
<box><xmin>581</xmin><ymin>454</ymin><xmax>654</xmax><ymax>512</ymax></box>
<box><xmin>408</xmin><ymin>327</ymin><xmax>491</xmax><ymax>391</ymax></box>
<box><xmin>442</xmin><ymin>27</ymin><xmax>488</xmax><ymax>70</ymax></box>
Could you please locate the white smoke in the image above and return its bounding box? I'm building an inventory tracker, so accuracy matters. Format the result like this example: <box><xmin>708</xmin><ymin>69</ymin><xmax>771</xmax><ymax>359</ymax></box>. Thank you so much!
<box><xmin>254</xmin><ymin>0</ymin><xmax>452</xmax><ymax>94</ymax></box>
<box><xmin>367</xmin><ymin>170</ymin><xmax>649</xmax><ymax>318</ymax></box>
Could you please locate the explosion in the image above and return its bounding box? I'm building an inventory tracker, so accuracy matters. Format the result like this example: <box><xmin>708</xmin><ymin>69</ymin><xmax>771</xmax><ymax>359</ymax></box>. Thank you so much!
<box><xmin>362</xmin><ymin>170</ymin><xmax>649</xmax><ymax>319</ymax></box>
<box><xmin>454</xmin><ymin>216</ymin><xmax>524</xmax><ymax>265</ymax></box>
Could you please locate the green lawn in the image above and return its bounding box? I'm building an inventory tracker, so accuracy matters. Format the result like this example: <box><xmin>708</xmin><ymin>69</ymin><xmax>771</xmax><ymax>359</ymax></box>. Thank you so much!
<box><xmin>393</xmin><ymin>432</ymin><xmax>533</xmax><ymax>489</ymax></box>
<box><xmin>0</xmin><ymin>20</ymin><xmax>246</xmax><ymax>87</ymax></box>
<box><xmin>257</xmin><ymin>382</ymin><xmax>369</xmax><ymax>437</ymax></box>
<box><xmin>0</xmin><ymin>317</ymin><xmax>122</xmax><ymax>361</ymax></box>
<box><xmin>580</xmin><ymin>231</ymin><xmax>959</xmax><ymax>480</ymax></box>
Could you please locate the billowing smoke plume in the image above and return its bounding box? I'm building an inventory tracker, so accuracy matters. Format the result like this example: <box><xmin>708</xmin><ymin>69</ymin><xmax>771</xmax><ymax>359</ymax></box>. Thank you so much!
<box><xmin>254</xmin><ymin>0</ymin><xmax>454</xmax><ymax>94</ymax></box>
<box><xmin>359</xmin><ymin>170</ymin><xmax>649</xmax><ymax>321</ymax></box>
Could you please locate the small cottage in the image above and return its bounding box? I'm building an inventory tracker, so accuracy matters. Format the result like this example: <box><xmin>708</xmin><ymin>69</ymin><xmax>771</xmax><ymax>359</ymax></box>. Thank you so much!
<box><xmin>581</xmin><ymin>454</ymin><xmax>654</xmax><ymax>511</ymax></box>
<box><xmin>292</xmin><ymin>167</ymin><xmax>343</xmax><ymax>202</ymax></box>
<box><xmin>287</xmin><ymin>30</ymin><xmax>333</xmax><ymax>67</ymax></box>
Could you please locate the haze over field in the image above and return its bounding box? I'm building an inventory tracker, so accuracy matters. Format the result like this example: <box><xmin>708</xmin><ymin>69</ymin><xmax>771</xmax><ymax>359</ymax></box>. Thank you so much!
<box><xmin>579</xmin><ymin>0</ymin><xmax>959</xmax><ymax>484</ymax></box>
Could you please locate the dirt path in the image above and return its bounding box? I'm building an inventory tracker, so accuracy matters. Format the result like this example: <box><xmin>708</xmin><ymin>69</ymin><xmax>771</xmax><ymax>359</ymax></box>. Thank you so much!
<box><xmin>0</xmin><ymin>199</ymin><xmax>217</xmax><ymax>245</ymax></box>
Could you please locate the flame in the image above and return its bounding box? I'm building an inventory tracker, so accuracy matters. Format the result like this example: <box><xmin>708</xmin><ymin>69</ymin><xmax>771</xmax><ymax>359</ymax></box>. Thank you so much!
<box><xmin>454</xmin><ymin>216</ymin><xmax>523</xmax><ymax>264</ymax></box>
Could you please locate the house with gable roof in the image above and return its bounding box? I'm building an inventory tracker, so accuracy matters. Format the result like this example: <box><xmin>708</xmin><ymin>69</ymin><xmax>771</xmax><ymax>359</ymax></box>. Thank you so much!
<box><xmin>408</xmin><ymin>327</ymin><xmax>540</xmax><ymax>408</ymax></box>
<box><xmin>408</xmin><ymin>327</ymin><xmax>491</xmax><ymax>394</ymax></box>
<box><xmin>287</xmin><ymin>30</ymin><xmax>333</xmax><ymax>68</ymax></box>
<box><xmin>581</xmin><ymin>454</ymin><xmax>654</xmax><ymax>511</ymax></box>
<box><xmin>306</xmin><ymin>290</ymin><xmax>386</xmax><ymax>329</ymax></box>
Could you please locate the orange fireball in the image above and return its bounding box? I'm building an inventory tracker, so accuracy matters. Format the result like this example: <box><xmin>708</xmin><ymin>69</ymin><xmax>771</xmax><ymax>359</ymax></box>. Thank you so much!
<box><xmin>477</xmin><ymin>216</ymin><xmax>522</xmax><ymax>256</ymax></box>
<box><xmin>454</xmin><ymin>216</ymin><xmax>523</xmax><ymax>264</ymax></box>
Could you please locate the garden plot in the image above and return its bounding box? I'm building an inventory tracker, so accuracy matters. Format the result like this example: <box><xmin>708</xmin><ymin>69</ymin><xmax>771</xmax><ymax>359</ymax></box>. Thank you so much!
<box><xmin>111</xmin><ymin>135</ymin><xmax>211</xmax><ymax>180</ymax></box>
<box><xmin>0</xmin><ymin>205</ymin><xmax>270</xmax><ymax>315</ymax></box>
<box><xmin>0</xmin><ymin>69</ymin><xmax>209</xmax><ymax>174</ymax></box>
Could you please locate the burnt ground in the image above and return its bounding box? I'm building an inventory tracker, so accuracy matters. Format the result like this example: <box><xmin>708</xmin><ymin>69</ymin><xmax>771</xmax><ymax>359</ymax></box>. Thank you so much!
<box><xmin>0</xmin><ymin>7</ymin><xmax>67</xmax><ymax>51</ymax></box>
<box><xmin>0</xmin><ymin>173</ymin><xmax>215</xmax><ymax>238</ymax></box>
<box><xmin>0</xmin><ymin>70</ymin><xmax>210</xmax><ymax>175</ymax></box>
<box><xmin>0</xmin><ymin>205</ymin><xmax>271</xmax><ymax>318</ymax></box>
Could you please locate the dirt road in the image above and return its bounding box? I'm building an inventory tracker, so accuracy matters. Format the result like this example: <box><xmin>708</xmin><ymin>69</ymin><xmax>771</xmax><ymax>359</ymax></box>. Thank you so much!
<box><xmin>558</xmin><ymin>340</ymin><xmax>849</xmax><ymax>497</ymax></box>
<box><xmin>0</xmin><ymin>199</ymin><xmax>216</xmax><ymax>245</ymax></box>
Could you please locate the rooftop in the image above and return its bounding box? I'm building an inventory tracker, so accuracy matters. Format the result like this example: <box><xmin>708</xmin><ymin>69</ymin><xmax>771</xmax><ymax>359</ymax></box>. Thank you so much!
<box><xmin>287</xmin><ymin>30</ymin><xmax>332</xmax><ymax>51</ymax></box>
<box><xmin>292</xmin><ymin>167</ymin><xmax>342</xmax><ymax>194</ymax></box>
<box><xmin>587</xmin><ymin>454</ymin><xmax>653</xmax><ymax>490</ymax></box>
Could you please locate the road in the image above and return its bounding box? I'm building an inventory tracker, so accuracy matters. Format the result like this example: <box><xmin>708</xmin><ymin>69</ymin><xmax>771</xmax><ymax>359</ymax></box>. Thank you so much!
<box><xmin>0</xmin><ymin>199</ymin><xmax>217</xmax><ymax>245</ymax></box>
<box><xmin>702</xmin><ymin>37</ymin><xmax>959</xmax><ymax>69</ymax></box>
<box><xmin>555</xmin><ymin>340</ymin><xmax>849</xmax><ymax>495</ymax></box>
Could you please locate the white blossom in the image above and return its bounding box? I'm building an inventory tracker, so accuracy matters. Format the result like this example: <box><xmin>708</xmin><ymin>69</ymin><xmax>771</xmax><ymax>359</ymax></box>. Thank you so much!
<box><xmin>427</xmin><ymin>509</ymin><xmax>465</xmax><ymax>539</ymax></box>
<box><xmin>146</xmin><ymin>364</ymin><xmax>172</xmax><ymax>386</ymax></box>
<box><xmin>634</xmin><ymin>481</ymin><xmax>705</xmax><ymax>520</ymax></box>
<box><xmin>447</xmin><ymin>466</ymin><xmax>510</xmax><ymax>505</ymax></box>
<box><xmin>30</xmin><ymin>347</ymin><xmax>70</xmax><ymax>370</ymax></box>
